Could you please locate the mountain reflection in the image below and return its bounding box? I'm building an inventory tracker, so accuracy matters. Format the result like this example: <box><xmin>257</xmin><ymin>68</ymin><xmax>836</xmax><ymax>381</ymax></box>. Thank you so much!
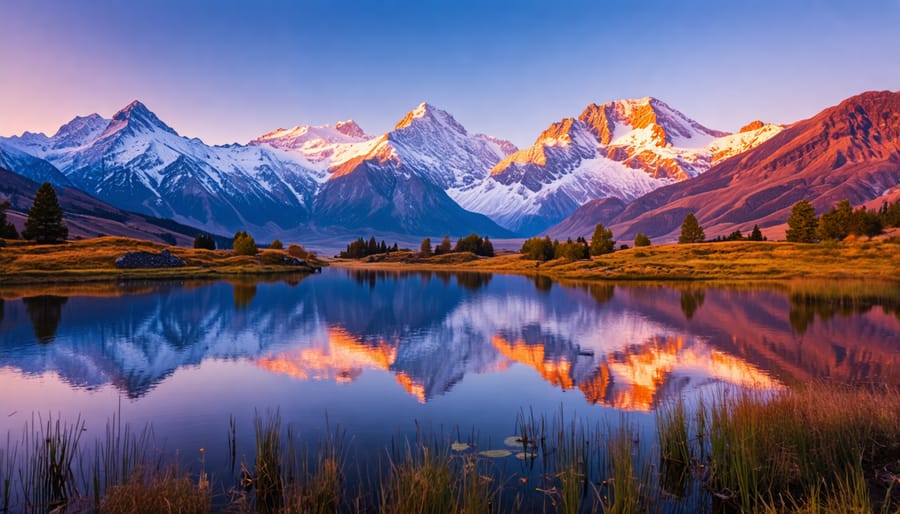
<box><xmin>0</xmin><ymin>271</ymin><xmax>897</xmax><ymax>406</ymax></box>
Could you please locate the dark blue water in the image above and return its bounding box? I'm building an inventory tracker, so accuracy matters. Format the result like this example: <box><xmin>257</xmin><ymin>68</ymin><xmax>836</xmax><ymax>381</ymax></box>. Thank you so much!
<box><xmin>1</xmin><ymin>269</ymin><xmax>898</xmax><ymax>471</ymax></box>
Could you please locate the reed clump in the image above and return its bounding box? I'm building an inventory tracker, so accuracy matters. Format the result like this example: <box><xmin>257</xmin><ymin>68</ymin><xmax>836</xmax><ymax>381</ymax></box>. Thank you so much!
<box><xmin>1</xmin><ymin>385</ymin><xmax>899</xmax><ymax>513</ymax></box>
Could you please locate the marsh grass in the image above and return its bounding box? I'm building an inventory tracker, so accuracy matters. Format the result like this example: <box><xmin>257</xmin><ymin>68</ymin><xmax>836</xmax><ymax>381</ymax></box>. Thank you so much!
<box><xmin>2</xmin><ymin>385</ymin><xmax>900</xmax><ymax>513</ymax></box>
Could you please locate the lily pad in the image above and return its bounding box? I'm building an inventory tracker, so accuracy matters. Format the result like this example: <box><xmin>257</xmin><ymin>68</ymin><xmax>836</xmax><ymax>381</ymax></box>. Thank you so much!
<box><xmin>451</xmin><ymin>442</ymin><xmax>471</xmax><ymax>452</ymax></box>
<box><xmin>504</xmin><ymin>436</ymin><xmax>525</xmax><ymax>447</ymax></box>
<box><xmin>478</xmin><ymin>449</ymin><xmax>512</xmax><ymax>458</ymax></box>
<box><xmin>515</xmin><ymin>450</ymin><xmax>537</xmax><ymax>460</ymax></box>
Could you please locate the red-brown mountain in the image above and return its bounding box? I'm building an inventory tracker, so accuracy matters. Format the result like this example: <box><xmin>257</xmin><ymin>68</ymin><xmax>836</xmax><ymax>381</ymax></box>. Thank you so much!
<box><xmin>548</xmin><ymin>90</ymin><xmax>900</xmax><ymax>241</ymax></box>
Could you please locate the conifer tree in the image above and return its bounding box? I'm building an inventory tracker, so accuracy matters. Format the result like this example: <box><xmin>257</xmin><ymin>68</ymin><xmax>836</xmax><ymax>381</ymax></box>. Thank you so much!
<box><xmin>786</xmin><ymin>200</ymin><xmax>818</xmax><ymax>243</ymax></box>
<box><xmin>22</xmin><ymin>183</ymin><xmax>67</xmax><ymax>244</ymax></box>
<box><xmin>678</xmin><ymin>213</ymin><xmax>704</xmax><ymax>244</ymax></box>
<box><xmin>0</xmin><ymin>200</ymin><xmax>19</xmax><ymax>239</ymax></box>
<box><xmin>589</xmin><ymin>223</ymin><xmax>615</xmax><ymax>255</ymax></box>
<box><xmin>436</xmin><ymin>235</ymin><xmax>452</xmax><ymax>255</ymax></box>
<box><xmin>749</xmin><ymin>225</ymin><xmax>764</xmax><ymax>241</ymax></box>
<box><xmin>419</xmin><ymin>237</ymin><xmax>432</xmax><ymax>257</ymax></box>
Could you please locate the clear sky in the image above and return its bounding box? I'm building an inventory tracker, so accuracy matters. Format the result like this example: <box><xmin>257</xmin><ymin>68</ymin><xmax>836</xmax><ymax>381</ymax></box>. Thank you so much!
<box><xmin>2</xmin><ymin>0</ymin><xmax>899</xmax><ymax>148</ymax></box>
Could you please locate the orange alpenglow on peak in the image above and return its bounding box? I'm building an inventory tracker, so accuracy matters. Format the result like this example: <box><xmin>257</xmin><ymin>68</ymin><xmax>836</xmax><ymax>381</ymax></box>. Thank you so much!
<box><xmin>739</xmin><ymin>120</ymin><xmax>766</xmax><ymax>133</ymax></box>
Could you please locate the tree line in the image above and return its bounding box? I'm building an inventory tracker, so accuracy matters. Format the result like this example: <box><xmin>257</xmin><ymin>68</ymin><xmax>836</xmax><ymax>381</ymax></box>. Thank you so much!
<box><xmin>786</xmin><ymin>198</ymin><xmax>899</xmax><ymax>242</ymax></box>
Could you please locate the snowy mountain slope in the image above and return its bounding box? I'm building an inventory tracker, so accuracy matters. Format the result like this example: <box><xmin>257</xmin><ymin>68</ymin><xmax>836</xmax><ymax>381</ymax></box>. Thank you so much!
<box><xmin>249</xmin><ymin>120</ymin><xmax>378</xmax><ymax>172</ymax></box>
<box><xmin>304</xmin><ymin>103</ymin><xmax>518</xmax><ymax>236</ymax></box>
<box><xmin>454</xmin><ymin>97</ymin><xmax>783</xmax><ymax>234</ymax></box>
<box><xmin>1</xmin><ymin>102</ymin><xmax>323</xmax><ymax>238</ymax></box>
<box><xmin>0</xmin><ymin>142</ymin><xmax>72</xmax><ymax>187</ymax></box>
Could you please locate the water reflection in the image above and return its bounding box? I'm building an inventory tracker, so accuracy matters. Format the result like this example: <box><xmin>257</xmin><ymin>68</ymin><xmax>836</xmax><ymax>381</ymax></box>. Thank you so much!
<box><xmin>679</xmin><ymin>289</ymin><xmax>705</xmax><ymax>320</ymax></box>
<box><xmin>232</xmin><ymin>282</ymin><xmax>258</xmax><ymax>309</ymax></box>
<box><xmin>22</xmin><ymin>295</ymin><xmax>68</xmax><ymax>343</ymax></box>
<box><xmin>0</xmin><ymin>271</ymin><xmax>898</xmax><ymax>407</ymax></box>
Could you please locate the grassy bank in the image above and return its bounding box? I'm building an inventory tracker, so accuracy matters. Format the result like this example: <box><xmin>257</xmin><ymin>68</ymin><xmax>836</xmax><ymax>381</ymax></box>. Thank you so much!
<box><xmin>2</xmin><ymin>386</ymin><xmax>898</xmax><ymax>513</ymax></box>
<box><xmin>332</xmin><ymin>239</ymin><xmax>900</xmax><ymax>282</ymax></box>
<box><xmin>0</xmin><ymin>237</ymin><xmax>323</xmax><ymax>285</ymax></box>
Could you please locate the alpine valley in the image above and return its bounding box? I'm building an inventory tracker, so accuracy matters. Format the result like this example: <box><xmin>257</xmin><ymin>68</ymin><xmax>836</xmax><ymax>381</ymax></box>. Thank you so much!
<box><xmin>1</xmin><ymin>90</ymin><xmax>898</xmax><ymax>247</ymax></box>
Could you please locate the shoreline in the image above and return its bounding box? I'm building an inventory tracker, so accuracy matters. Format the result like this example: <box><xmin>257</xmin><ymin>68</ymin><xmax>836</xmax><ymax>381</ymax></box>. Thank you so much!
<box><xmin>329</xmin><ymin>239</ymin><xmax>900</xmax><ymax>283</ymax></box>
<box><xmin>3</xmin><ymin>238</ymin><xmax>898</xmax><ymax>286</ymax></box>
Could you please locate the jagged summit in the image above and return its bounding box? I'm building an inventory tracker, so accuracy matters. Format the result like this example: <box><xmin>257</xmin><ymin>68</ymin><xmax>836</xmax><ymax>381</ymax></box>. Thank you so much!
<box><xmin>335</xmin><ymin>120</ymin><xmax>365</xmax><ymax>138</ymax></box>
<box><xmin>52</xmin><ymin>113</ymin><xmax>107</xmax><ymax>141</ymax></box>
<box><xmin>393</xmin><ymin>102</ymin><xmax>467</xmax><ymax>135</ymax></box>
<box><xmin>107</xmin><ymin>100</ymin><xmax>177</xmax><ymax>136</ymax></box>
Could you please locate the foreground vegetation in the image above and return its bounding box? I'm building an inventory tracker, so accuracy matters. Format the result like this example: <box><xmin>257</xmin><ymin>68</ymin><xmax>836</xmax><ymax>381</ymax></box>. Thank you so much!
<box><xmin>0</xmin><ymin>237</ymin><xmax>323</xmax><ymax>285</ymax></box>
<box><xmin>1</xmin><ymin>386</ymin><xmax>898</xmax><ymax>513</ymax></box>
<box><xmin>334</xmin><ymin>238</ymin><xmax>900</xmax><ymax>282</ymax></box>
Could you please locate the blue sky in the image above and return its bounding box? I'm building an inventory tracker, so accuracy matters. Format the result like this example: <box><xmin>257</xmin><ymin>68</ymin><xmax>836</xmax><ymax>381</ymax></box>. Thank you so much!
<box><xmin>2</xmin><ymin>0</ymin><xmax>899</xmax><ymax>147</ymax></box>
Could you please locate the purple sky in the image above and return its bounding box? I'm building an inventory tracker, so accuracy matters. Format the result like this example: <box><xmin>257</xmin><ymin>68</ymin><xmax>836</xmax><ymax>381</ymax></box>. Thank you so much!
<box><xmin>2</xmin><ymin>0</ymin><xmax>899</xmax><ymax>147</ymax></box>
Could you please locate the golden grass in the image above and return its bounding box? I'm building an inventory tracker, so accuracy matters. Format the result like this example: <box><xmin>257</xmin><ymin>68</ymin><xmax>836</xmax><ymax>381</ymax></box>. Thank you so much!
<box><xmin>332</xmin><ymin>240</ymin><xmax>900</xmax><ymax>283</ymax></box>
<box><xmin>0</xmin><ymin>237</ymin><xmax>322</xmax><ymax>286</ymax></box>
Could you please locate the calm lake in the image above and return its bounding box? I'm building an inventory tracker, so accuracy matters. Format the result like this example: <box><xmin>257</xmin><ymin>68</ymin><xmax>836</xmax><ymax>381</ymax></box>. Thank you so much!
<box><xmin>1</xmin><ymin>268</ymin><xmax>898</xmax><ymax>472</ymax></box>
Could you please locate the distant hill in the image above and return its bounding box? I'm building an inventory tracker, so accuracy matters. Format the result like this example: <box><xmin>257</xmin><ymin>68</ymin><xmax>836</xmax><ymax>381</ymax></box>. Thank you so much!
<box><xmin>0</xmin><ymin>167</ymin><xmax>226</xmax><ymax>246</ymax></box>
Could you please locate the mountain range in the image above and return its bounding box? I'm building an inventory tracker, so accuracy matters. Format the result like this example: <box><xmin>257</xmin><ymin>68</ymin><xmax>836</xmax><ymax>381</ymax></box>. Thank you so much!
<box><xmin>1</xmin><ymin>91</ymin><xmax>897</xmax><ymax>246</ymax></box>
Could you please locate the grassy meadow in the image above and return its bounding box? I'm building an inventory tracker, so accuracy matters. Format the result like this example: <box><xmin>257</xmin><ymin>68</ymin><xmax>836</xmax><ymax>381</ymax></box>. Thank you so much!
<box><xmin>0</xmin><ymin>237</ymin><xmax>323</xmax><ymax>285</ymax></box>
<box><xmin>334</xmin><ymin>238</ymin><xmax>900</xmax><ymax>282</ymax></box>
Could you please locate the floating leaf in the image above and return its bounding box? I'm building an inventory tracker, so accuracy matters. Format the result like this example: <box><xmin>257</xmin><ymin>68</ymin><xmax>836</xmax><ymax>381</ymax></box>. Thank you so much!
<box><xmin>451</xmin><ymin>442</ymin><xmax>471</xmax><ymax>452</ymax></box>
<box><xmin>504</xmin><ymin>436</ymin><xmax>525</xmax><ymax>447</ymax></box>
<box><xmin>478</xmin><ymin>449</ymin><xmax>512</xmax><ymax>458</ymax></box>
<box><xmin>515</xmin><ymin>450</ymin><xmax>537</xmax><ymax>460</ymax></box>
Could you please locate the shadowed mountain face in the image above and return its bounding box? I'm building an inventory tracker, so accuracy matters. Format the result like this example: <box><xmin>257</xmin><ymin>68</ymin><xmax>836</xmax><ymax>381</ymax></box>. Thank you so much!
<box><xmin>1</xmin><ymin>271</ymin><xmax>897</xmax><ymax>407</ymax></box>
<box><xmin>549</xmin><ymin>90</ymin><xmax>900</xmax><ymax>241</ymax></box>
<box><xmin>0</xmin><ymin>167</ymin><xmax>219</xmax><ymax>245</ymax></box>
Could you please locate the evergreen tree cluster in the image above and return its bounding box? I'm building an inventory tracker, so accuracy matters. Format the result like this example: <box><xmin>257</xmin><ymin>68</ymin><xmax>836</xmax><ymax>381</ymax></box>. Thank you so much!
<box><xmin>233</xmin><ymin>230</ymin><xmax>258</xmax><ymax>256</ymax></box>
<box><xmin>193</xmin><ymin>233</ymin><xmax>216</xmax><ymax>250</ymax></box>
<box><xmin>0</xmin><ymin>200</ymin><xmax>19</xmax><ymax>240</ymax></box>
<box><xmin>452</xmin><ymin>233</ymin><xmax>494</xmax><ymax>257</ymax></box>
<box><xmin>520</xmin><ymin>234</ymin><xmax>594</xmax><ymax>262</ymax></box>
<box><xmin>706</xmin><ymin>224</ymin><xmax>766</xmax><ymax>242</ymax></box>
<box><xmin>786</xmin><ymin>198</ymin><xmax>895</xmax><ymax>243</ymax></box>
<box><xmin>340</xmin><ymin>236</ymin><xmax>399</xmax><ymax>258</ymax></box>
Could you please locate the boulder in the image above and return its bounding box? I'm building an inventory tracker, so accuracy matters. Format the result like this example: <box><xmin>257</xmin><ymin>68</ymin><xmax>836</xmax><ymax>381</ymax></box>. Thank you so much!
<box><xmin>115</xmin><ymin>249</ymin><xmax>185</xmax><ymax>269</ymax></box>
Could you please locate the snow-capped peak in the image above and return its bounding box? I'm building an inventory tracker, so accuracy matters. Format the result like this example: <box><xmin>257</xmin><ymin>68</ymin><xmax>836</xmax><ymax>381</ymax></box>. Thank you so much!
<box><xmin>105</xmin><ymin>100</ymin><xmax>178</xmax><ymax>137</ymax></box>
<box><xmin>51</xmin><ymin>113</ymin><xmax>110</xmax><ymax>148</ymax></box>
<box><xmin>393</xmin><ymin>102</ymin><xmax>467</xmax><ymax>135</ymax></box>
<box><xmin>335</xmin><ymin>120</ymin><xmax>365</xmax><ymax>138</ymax></box>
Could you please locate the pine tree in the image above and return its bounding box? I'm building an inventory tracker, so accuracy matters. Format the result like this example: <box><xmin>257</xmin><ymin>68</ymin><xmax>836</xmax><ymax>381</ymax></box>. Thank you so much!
<box><xmin>419</xmin><ymin>237</ymin><xmax>432</xmax><ymax>257</ymax></box>
<box><xmin>22</xmin><ymin>183</ymin><xmax>67</xmax><ymax>244</ymax></box>
<box><xmin>678</xmin><ymin>213</ymin><xmax>704</xmax><ymax>244</ymax></box>
<box><xmin>481</xmin><ymin>236</ymin><xmax>494</xmax><ymax>257</ymax></box>
<box><xmin>817</xmin><ymin>199</ymin><xmax>853</xmax><ymax>240</ymax></box>
<box><xmin>269</xmin><ymin>239</ymin><xmax>283</xmax><ymax>250</ymax></box>
<box><xmin>749</xmin><ymin>225</ymin><xmax>764</xmax><ymax>241</ymax></box>
<box><xmin>589</xmin><ymin>223</ymin><xmax>615</xmax><ymax>255</ymax></box>
<box><xmin>634</xmin><ymin>232</ymin><xmax>651</xmax><ymax>247</ymax></box>
<box><xmin>436</xmin><ymin>235</ymin><xmax>452</xmax><ymax>255</ymax></box>
<box><xmin>785</xmin><ymin>200</ymin><xmax>818</xmax><ymax>243</ymax></box>
<box><xmin>0</xmin><ymin>200</ymin><xmax>19</xmax><ymax>239</ymax></box>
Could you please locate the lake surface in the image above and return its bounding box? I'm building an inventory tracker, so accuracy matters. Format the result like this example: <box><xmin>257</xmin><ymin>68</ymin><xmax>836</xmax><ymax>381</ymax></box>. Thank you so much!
<box><xmin>1</xmin><ymin>269</ymin><xmax>898</xmax><ymax>471</ymax></box>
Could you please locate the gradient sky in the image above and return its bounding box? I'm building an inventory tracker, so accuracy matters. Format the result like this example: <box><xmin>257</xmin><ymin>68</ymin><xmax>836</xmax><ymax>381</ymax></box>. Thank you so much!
<box><xmin>2</xmin><ymin>0</ymin><xmax>899</xmax><ymax>147</ymax></box>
